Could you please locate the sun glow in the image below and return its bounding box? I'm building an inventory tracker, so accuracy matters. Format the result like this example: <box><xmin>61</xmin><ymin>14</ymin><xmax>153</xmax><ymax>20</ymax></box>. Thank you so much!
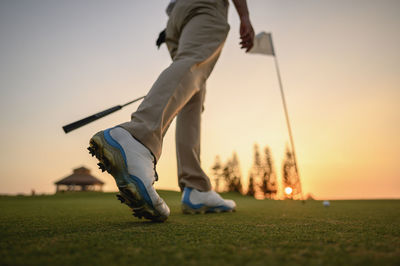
<box><xmin>285</xmin><ymin>187</ymin><xmax>293</xmax><ymax>195</ymax></box>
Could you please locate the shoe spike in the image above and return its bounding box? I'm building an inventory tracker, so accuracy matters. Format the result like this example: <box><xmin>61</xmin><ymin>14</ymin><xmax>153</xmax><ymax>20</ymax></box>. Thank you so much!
<box><xmin>88</xmin><ymin>147</ymin><xmax>96</xmax><ymax>156</ymax></box>
<box><xmin>116</xmin><ymin>194</ymin><xmax>125</xmax><ymax>203</ymax></box>
<box><xmin>89</xmin><ymin>141</ymin><xmax>98</xmax><ymax>149</ymax></box>
<box><xmin>97</xmin><ymin>163</ymin><xmax>106</xmax><ymax>172</ymax></box>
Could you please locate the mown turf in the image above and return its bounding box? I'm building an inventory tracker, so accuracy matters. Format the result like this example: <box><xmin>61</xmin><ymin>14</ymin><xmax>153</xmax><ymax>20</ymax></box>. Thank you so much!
<box><xmin>0</xmin><ymin>191</ymin><xmax>399</xmax><ymax>266</ymax></box>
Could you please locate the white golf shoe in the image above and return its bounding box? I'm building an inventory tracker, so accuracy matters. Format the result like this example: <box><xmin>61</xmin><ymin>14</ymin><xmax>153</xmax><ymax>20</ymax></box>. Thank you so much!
<box><xmin>181</xmin><ymin>187</ymin><xmax>236</xmax><ymax>214</ymax></box>
<box><xmin>88</xmin><ymin>127</ymin><xmax>170</xmax><ymax>222</ymax></box>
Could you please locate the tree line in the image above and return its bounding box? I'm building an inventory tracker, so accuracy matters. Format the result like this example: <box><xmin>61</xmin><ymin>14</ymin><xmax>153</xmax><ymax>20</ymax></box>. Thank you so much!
<box><xmin>211</xmin><ymin>144</ymin><xmax>301</xmax><ymax>199</ymax></box>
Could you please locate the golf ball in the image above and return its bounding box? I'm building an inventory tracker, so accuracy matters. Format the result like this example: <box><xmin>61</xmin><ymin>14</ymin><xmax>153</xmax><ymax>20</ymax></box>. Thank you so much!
<box><xmin>323</xmin><ymin>200</ymin><xmax>330</xmax><ymax>207</ymax></box>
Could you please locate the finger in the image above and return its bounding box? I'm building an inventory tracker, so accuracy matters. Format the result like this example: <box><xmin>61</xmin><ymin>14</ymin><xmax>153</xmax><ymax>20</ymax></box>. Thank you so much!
<box><xmin>240</xmin><ymin>41</ymin><xmax>251</xmax><ymax>48</ymax></box>
<box><xmin>240</xmin><ymin>37</ymin><xmax>252</xmax><ymax>44</ymax></box>
<box><xmin>245</xmin><ymin>43</ymin><xmax>254</xmax><ymax>52</ymax></box>
<box><xmin>240</xmin><ymin>39</ymin><xmax>251</xmax><ymax>46</ymax></box>
<box><xmin>240</xmin><ymin>33</ymin><xmax>251</xmax><ymax>40</ymax></box>
<box><xmin>241</xmin><ymin>38</ymin><xmax>252</xmax><ymax>45</ymax></box>
<box><xmin>240</xmin><ymin>42</ymin><xmax>251</xmax><ymax>49</ymax></box>
<box><xmin>240</xmin><ymin>39</ymin><xmax>253</xmax><ymax>47</ymax></box>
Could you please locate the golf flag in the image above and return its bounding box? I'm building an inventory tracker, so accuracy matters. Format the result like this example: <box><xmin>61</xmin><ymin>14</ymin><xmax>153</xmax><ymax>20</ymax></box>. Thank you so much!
<box><xmin>249</xmin><ymin>32</ymin><xmax>275</xmax><ymax>56</ymax></box>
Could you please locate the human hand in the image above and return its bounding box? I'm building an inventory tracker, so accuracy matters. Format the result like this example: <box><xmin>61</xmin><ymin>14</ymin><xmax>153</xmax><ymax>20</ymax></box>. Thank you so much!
<box><xmin>239</xmin><ymin>16</ymin><xmax>254</xmax><ymax>52</ymax></box>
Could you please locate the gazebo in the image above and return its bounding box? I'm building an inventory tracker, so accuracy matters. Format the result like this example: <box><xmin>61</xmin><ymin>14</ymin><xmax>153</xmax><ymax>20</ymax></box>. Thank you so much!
<box><xmin>55</xmin><ymin>166</ymin><xmax>104</xmax><ymax>192</ymax></box>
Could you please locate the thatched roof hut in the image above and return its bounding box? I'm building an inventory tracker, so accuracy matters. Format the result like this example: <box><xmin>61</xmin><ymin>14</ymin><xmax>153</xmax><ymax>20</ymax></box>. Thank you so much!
<box><xmin>55</xmin><ymin>166</ymin><xmax>104</xmax><ymax>192</ymax></box>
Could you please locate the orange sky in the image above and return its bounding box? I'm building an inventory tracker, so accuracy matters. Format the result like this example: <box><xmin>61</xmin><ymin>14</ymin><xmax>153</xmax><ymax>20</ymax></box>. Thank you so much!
<box><xmin>0</xmin><ymin>0</ymin><xmax>399</xmax><ymax>199</ymax></box>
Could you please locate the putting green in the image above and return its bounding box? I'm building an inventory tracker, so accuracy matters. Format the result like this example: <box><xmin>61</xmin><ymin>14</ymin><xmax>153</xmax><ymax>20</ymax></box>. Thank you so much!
<box><xmin>0</xmin><ymin>191</ymin><xmax>399</xmax><ymax>265</ymax></box>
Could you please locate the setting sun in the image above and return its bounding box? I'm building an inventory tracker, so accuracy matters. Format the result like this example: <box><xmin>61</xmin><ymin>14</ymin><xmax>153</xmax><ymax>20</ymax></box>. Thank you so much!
<box><xmin>285</xmin><ymin>187</ymin><xmax>293</xmax><ymax>195</ymax></box>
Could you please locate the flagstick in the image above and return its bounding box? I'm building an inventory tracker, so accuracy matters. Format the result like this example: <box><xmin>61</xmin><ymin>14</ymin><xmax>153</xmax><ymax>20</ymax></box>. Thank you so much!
<box><xmin>272</xmin><ymin>55</ymin><xmax>304</xmax><ymax>200</ymax></box>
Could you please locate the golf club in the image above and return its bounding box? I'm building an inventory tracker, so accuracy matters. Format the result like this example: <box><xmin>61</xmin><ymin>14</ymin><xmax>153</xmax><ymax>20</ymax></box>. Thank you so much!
<box><xmin>62</xmin><ymin>96</ymin><xmax>145</xmax><ymax>134</ymax></box>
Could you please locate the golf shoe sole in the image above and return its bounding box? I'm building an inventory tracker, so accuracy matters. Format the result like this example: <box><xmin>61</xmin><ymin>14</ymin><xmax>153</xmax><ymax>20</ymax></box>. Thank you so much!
<box><xmin>181</xmin><ymin>203</ymin><xmax>235</xmax><ymax>214</ymax></box>
<box><xmin>88</xmin><ymin>130</ymin><xmax>167</xmax><ymax>222</ymax></box>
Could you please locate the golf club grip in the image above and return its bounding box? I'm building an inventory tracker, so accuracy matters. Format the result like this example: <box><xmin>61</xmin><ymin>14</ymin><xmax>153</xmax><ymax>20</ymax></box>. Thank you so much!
<box><xmin>63</xmin><ymin>105</ymin><xmax>122</xmax><ymax>133</ymax></box>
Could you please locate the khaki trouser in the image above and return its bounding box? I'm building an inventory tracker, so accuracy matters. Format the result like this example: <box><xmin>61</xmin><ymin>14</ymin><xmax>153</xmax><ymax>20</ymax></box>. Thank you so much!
<box><xmin>120</xmin><ymin>0</ymin><xmax>230</xmax><ymax>191</ymax></box>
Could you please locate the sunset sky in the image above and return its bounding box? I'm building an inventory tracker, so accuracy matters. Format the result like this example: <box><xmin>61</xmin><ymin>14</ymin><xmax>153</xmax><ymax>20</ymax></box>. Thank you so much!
<box><xmin>0</xmin><ymin>0</ymin><xmax>399</xmax><ymax>199</ymax></box>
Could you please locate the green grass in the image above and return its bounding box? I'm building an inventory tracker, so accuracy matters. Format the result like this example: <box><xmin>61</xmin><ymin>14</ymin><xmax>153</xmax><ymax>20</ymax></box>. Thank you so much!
<box><xmin>0</xmin><ymin>191</ymin><xmax>399</xmax><ymax>266</ymax></box>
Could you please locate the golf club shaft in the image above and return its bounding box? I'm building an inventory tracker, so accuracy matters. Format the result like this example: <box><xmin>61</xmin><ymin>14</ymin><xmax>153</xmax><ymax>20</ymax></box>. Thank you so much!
<box><xmin>63</xmin><ymin>105</ymin><xmax>122</xmax><ymax>133</ymax></box>
<box><xmin>62</xmin><ymin>96</ymin><xmax>145</xmax><ymax>134</ymax></box>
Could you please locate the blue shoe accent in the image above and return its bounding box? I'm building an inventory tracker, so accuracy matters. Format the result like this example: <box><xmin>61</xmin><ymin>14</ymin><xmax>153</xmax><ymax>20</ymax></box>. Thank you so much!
<box><xmin>104</xmin><ymin>128</ymin><xmax>127</xmax><ymax>166</ymax></box>
<box><xmin>103</xmin><ymin>128</ymin><xmax>154</xmax><ymax>208</ymax></box>
<box><xmin>182</xmin><ymin>187</ymin><xmax>204</xmax><ymax>209</ymax></box>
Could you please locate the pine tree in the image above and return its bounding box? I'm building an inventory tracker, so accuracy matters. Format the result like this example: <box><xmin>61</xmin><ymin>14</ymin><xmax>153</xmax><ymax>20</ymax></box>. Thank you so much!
<box><xmin>222</xmin><ymin>162</ymin><xmax>232</xmax><ymax>192</ymax></box>
<box><xmin>260</xmin><ymin>147</ymin><xmax>278</xmax><ymax>199</ymax></box>
<box><xmin>223</xmin><ymin>152</ymin><xmax>243</xmax><ymax>193</ymax></box>
<box><xmin>230</xmin><ymin>152</ymin><xmax>243</xmax><ymax>193</ymax></box>
<box><xmin>282</xmin><ymin>146</ymin><xmax>301</xmax><ymax>199</ymax></box>
<box><xmin>247</xmin><ymin>173</ymin><xmax>256</xmax><ymax>196</ymax></box>
<box><xmin>250</xmin><ymin>144</ymin><xmax>263</xmax><ymax>196</ymax></box>
<box><xmin>211</xmin><ymin>156</ymin><xmax>223</xmax><ymax>192</ymax></box>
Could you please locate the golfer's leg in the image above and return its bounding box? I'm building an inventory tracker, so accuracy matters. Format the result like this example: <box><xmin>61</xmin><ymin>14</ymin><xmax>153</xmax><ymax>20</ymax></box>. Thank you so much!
<box><xmin>119</xmin><ymin>8</ymin><xmax>229</xmax><ymax>162</ymax></box>
<box><xmin>176</xmin><ymin>85</ymin><xmax>212</xmax><ymax>192</ymax></box>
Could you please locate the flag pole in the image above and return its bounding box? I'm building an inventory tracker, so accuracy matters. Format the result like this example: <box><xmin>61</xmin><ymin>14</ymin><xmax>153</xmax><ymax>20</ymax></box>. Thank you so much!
<box><xmin>250</xmin><ymin>32</ymin><xmax>303</xmax><ymax>200</ymax></box>
<box><xmin>272</xmin><ymin>50</ymin><xmax>303</xmax><ymax>200</ymax></box>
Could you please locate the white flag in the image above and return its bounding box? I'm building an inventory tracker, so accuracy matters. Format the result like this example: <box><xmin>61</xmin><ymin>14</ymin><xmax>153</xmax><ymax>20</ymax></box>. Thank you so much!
<box><xmin>249</xmin><ymin>32</ymin><xmax>275</xmax><ymax>56</ymax></box>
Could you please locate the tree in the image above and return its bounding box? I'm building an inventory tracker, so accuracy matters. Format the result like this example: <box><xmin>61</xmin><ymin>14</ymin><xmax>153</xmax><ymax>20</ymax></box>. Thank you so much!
<box><xmin>249</xmin><ymin>144</ymin><xmax>263</xmax><ymax>196</ymax></box>
<box><xmin>260</xmin><ymin>147</ymin><xmax>278</xmax><ymax>199</ymax></box>
<box><xmin>247</xmin><ymin>173</ymin><xmax>256</xmax><ymax>196</ymax></box>
<box><xmin>282</xmin><ymin>146</ymin><xmax>301</xmax><ymax>199</ymax></box>
<box><xmin>211</xmin><ymin>156</ymin><xmax>223</xmax><ymax>192</ymax></box>
<box><xmin>222</xmin><ymin>152</ymin><xmax>243</xmax><ymax>193</ymax></box>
